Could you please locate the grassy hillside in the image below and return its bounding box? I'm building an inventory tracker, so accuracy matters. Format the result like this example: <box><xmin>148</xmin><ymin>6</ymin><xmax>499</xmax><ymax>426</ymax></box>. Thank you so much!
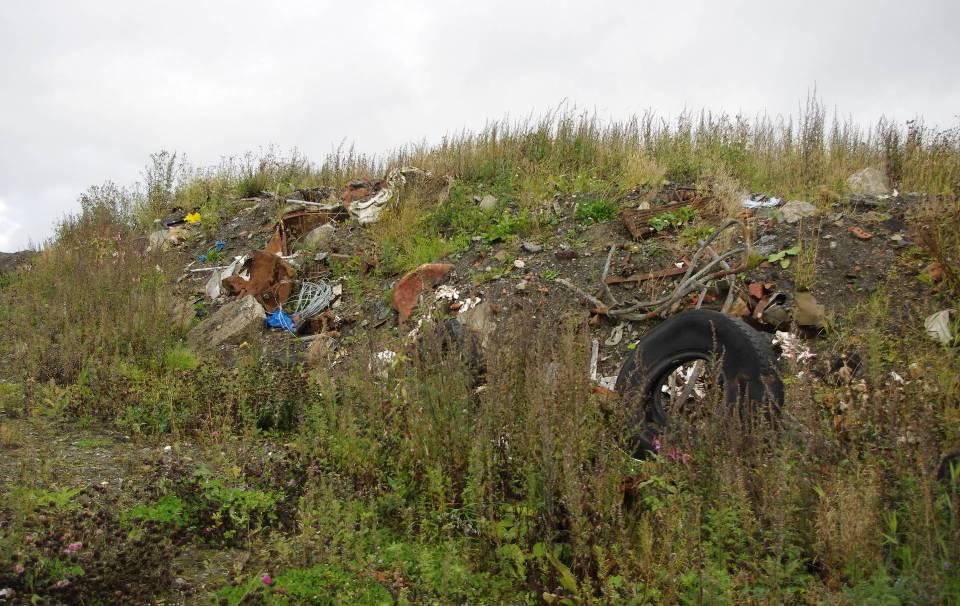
<box><xmin>1</xmin><ymin>100</ymin><xmax>959</xmax><ymax>604</ymax></box>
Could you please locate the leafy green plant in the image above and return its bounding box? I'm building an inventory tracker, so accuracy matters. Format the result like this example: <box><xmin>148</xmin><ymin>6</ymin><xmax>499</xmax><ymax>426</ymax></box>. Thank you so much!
<box><xmin>648</xmin><ymin>205</ymin><xmax>696</xmax><ymax>232</ymax></box>
<box><xmin>574</xmin><ymin>199</ymin><xmax>618</xmax><ymax>224</ymax></box>
<box><xmin>122</xmin><ymin>495</ymin><xmax>188</xmax><ymax>528</ymax></box>
<box><xmin>767</xmin><ymin>245</ymin><xmax>801</xmax><ymax>268</ymax></box>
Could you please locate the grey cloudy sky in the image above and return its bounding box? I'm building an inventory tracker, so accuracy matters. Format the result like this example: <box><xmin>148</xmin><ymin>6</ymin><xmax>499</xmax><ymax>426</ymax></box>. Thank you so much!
<box><xmin>1</xmin><ymin>0</ymin><xmax>958</xmax><ymax>251</ymax></box>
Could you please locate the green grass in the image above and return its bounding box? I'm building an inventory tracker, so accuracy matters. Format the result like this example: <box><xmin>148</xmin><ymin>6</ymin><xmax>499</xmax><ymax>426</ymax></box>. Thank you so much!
<box><xmin>574</xmin><ymin>198</ymin><xmax>618</xmax><ymax>224</ymax></box>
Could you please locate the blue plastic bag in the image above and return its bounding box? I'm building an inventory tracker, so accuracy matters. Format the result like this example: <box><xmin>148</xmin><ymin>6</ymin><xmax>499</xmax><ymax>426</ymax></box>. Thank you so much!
<box><xmin>265</xmin><ymin>309</ymin><xmax>296</xmax><ymax>332</ymax></box>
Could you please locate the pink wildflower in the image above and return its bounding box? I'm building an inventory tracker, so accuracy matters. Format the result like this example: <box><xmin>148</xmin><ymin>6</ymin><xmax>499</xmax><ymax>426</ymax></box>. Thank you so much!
<box><xmin>261</xmin><ymin>573</ymin><xmax>274</xmax><ymax>586</ymax></box>
<box><xmin>653</xmin><ymin>437</ymin><xmax>662</xmax><ymax>453</ymax></box>
<box><xmin>62</xmin><ymin>541</ymin><xmax>83</xmax><ymax>555</ymax></box>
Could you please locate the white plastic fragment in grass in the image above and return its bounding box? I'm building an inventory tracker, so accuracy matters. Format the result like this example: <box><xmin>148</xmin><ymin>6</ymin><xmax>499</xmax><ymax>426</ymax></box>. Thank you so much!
<box><xmin>772</xmin><ymin>331</ymin><xmax>816</xmax><ymax>363</ymax></box>
<box><xmin>435</xmin><ymin>284</ymin><xmax>459</xmax><ymax>302</ymax></box>
<box><xmin>204</xmin><ymin>255</ymin><xmax>247</xmax><ymax>299</ymax></box>
<box><xmin>458</xmin><ymin>297</ymin><xmax>481</xmax><ymax>313</ymax></box>
<box><xmin>604</xmin><ymin>322</ymin><xmax>626</xmax><ymax>347</ymax></box>
<box><xmin>742</xmin><ymin>195</ymin><xmax>782</xmax><ymax>209</ymax></box>
<box><xmin>350</xmin><ymin>167</ymin><xmax>431</xmax><ymax>225</ymax></box>
<box><xmin>370</xmin><ymin>350</ymin><xmax>398</xmax><ymax>379</ymax></box>
<box><xmin>924</xmin><ymin>309</ymin><xmax>957</xmax><ymax>346</ymax></box>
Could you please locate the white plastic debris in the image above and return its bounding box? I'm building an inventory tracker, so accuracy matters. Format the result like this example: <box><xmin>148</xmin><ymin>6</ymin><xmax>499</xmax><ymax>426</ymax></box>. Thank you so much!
<box><xmin>925</xmin><ymin>309</ymin><xmax>956</xmax><ymax>346</ymax></box>
<box><xmin>370</xmin><ymin>350</ymin><xmax>399</xmax><ymax>379</ymax></box>
<box><xmin>204</xmin><ymin>255</ymin><xmax>246</xmax><ymax>300</ymax></box>
<box><xmin>350</xmin><ymin>167</ymin><xmax>430</xmax><ymax>225</ymax></box>
<box><xmin>599</xmin><ymin>376</ymin><xmax>618</xmax><ymax>390</ymax></box>
<box><xmin>743</xmin><ymin>195</ymin><xmax>782</xmax><ymax>209</ymax></box>
<box><xmin>604</xmin><ymin>323</ymin><xmax>626</xmax><ymax>347</ymax></box>
<box><xmin>435</xmin><ymin>284</ymin><xmax>460</xmax><ymax>302</ymax></box>
<box><xmin>889</xmin><ymin>371</ymin><xmax>905</xmax><ymax>385</ymax></box>
<box><xmin>458</xmin><ymin>297</ymin><xmax>481</xmax><ymax>313</ymax></box>
<box><xmin>772</xmin><ymin>331</ymin><xmax>816</xmax><ymax>362</ymax></box>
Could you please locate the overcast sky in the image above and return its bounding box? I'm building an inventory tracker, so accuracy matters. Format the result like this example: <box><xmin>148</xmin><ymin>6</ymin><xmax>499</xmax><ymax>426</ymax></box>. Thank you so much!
<box><xmin>1</xmin><ymin>0</ymin><xmax>958</xmax><ymax>251</ymax></box>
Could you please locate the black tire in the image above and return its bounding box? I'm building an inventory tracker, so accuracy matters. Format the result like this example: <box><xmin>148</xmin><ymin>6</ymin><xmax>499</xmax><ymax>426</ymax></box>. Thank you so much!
<box><xmin>615</xmin><ymin>309</ymin><xmax>784</xmax><ymax>456</ymax></box>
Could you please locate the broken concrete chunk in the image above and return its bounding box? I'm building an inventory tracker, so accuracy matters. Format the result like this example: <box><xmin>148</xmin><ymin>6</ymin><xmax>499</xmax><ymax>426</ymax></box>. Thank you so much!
<box><xmin>846</xmin><ymin>167</ymin><xmax>890</xmax><ymax>196</ymax></box>
<box><xmin>391</xmin><ymin>262</ymin><xmax>454</xmax><ymax>325</ymax></box>
<box><xmin>478</xmin><ymin>195</ymin><xmax>497</xmax><ymax>211</ymax></box>
<box><xmin>793</xmin><ymin>292</ymin><xmax>826</xmax><ymax>328</ymax></box>
<box><xmin>458</xmin><ymin>299</ymin><xmax>496</xmax><ymax>349</ymax></box>
<box><xmin>779</xmin><ymin>200</ymin><xmax>819</xmax><ymax>224</ymax></box>
<box><xmin>302</xmin><ymin>223</ymin><xmax>336</xmax><ymax>250</ymax></box>
<box><xmin>188</xmin><ymin>295</ymin><xmax>264</xmax><ymax>350</ymax></box>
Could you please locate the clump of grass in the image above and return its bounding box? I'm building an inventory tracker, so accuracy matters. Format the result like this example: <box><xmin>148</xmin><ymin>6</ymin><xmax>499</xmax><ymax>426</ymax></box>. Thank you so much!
<box><xmin>164</xmin><ymin>345</ymin><xmax>199</xmax><ymax>370</ymax></box>
<box><xmin>793</xmin><ymin>230</ymin><xmax>820</xmax><ymax>291</ymax></box>
<box><xmin>574</xmin><ymin>198</ymin><xmax>618</xmax><ymax>224</ymax></box>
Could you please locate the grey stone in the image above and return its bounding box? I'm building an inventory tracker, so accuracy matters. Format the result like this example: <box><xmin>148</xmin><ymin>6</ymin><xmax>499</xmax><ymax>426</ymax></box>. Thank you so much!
<box><xmin>302</xmin><ymin>223</ymin><xmax>336</xmax><ymax>250</ymax></box>
<box><xmin>779</xmin><ymin>200</ymin><xmax>819</xmax><ymax>224</ymax></box>
<box><xmin>761</xmin><ymin>304</ymin><xmax>790</xmax><ymax>328</ymax></box>
<box><xmin>846</xmin><ymin>167</ymin><xmax>890</xmax><ymax>196</ymax></box>
<box><xmin>478</xmin><ymin>194</ymin><xmax>497</xmax><ymax>211</ymax></box>
<box><xmin>188</xmin><ymin>295</ymin><xmax>264</xmax><ymax>349</ymax></box>
<box><xmin>458</xmin><ymin>300</ymin><xmax>496</xmax><ymax>349</ymax></box>
<box><xmin>521</xmin><ymin>241</ymin><xmax>543</xmax><ymax>253</ymax></box>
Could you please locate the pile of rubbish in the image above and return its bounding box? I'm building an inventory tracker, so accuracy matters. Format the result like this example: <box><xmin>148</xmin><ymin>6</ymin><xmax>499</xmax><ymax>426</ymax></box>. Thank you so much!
<box><xmin>155</xmin><ymin>166</ymin><xmax>455</xmax><ymax>350</ymax></box>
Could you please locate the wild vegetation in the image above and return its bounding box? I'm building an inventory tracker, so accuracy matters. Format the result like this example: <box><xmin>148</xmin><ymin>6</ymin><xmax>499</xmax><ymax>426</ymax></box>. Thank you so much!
<box><xmin>1</xmin><ymin>98</ymin><xmax>959</xmax><ymax>604</ymax></box>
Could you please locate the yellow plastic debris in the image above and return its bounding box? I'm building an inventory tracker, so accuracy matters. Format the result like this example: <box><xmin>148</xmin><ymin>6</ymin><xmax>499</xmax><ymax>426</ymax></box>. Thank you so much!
<box><xmin>185</xmin><ymin>212</ymin><xmax>201</xmax><ymax>224</ymax></box>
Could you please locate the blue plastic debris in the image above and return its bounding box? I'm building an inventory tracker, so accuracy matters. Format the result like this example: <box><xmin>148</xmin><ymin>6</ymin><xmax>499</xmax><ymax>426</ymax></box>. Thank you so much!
<box><xmin>265</xmin><ymin>309</ymin><xmax>296</xmax><ymax>332</ymax></box>
<box><xmin>197</xmin><ymin>253</ymin><xmax>208</xmax><ymax>262</ymax></box>
<box><xmin>214</xmin><ymin>240</ymin><xmax>225</xmax><ymax>252</ymax></box>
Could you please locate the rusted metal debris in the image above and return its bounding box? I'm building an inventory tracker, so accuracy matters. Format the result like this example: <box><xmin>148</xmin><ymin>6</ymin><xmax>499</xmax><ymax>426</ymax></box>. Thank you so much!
<box><xmin>621</xmin><ymin>199</ymin><xmax>708</xmax><ymax>240</ymax></box>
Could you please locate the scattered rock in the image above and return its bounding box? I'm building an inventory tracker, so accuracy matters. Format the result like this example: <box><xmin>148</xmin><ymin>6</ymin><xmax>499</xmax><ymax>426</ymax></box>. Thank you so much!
<box><xmin>515</xmin><ymin>279</ymin><xmax>528</xmax><ymax>291</ymax></box>
<box><xmin>521</xmin><ymin>241</ymin><xmax>543</xmax><ymax>253</ymax></box>
<box><xmin>188</xmin><ymin>295</ymin><xmax>265</xmax><ymax>350</ymax></box>
<box><xmin>555</xmin><ymin>249</ymin><xmax>578</xmax><ymax>261</ymax></box>
<box><xmin>755</xmin><ymin>234</ymin><xmax>778</xmax><ymax>256</ymax></box>
<box><xmin>848</xmin><ymin>226</ymin><xmax>873</xmax><ymax>240</ymax></box>
<box><xmin>302</xmin><ymin>223</ymin><xmax>336</xmax><ymax>250</ymax></box>
<box><xmin>793</xmin><ymin>292</ymin><xmax>826</xmax><ymax>328</ymax></box>
<box><xmin>846</xmin><ymin>167</ymin><xmax>890</xmax><ymax>196</ymax></box>
<box><xmin>391</xmin><ymin>263</ymin><xmax>454</xmax><ymax>325</ymax></box>
<box><xmin>513</xmin><ymin>259</ymin><xmax>526</xmax><ymax>270</ymax></box>
<box><xmin>458</xmin><ymin>300</ymin><xmax>497</xmax><ymax>349</ymax></box>
<box><xmin>478</xmin><ymin>194</ymin><xmax>498</xmax><ymax>211</ymax></box>
<box><xmin>779</xmin><ymin>200</ymin><xmax>819</xmax><ymax>224</ymax></box>
<box><xmin>761</xmin><ymin>304</ymin><xmax>790</xmax><ymax>328</ymax></box>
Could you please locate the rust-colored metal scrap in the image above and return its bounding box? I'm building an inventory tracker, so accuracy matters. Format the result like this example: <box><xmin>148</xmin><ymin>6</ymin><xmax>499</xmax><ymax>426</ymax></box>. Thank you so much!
<box><xmin>621</xmin><ymin>198</ymin><xmax>708</xmax><ymax>240</ymax></box>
